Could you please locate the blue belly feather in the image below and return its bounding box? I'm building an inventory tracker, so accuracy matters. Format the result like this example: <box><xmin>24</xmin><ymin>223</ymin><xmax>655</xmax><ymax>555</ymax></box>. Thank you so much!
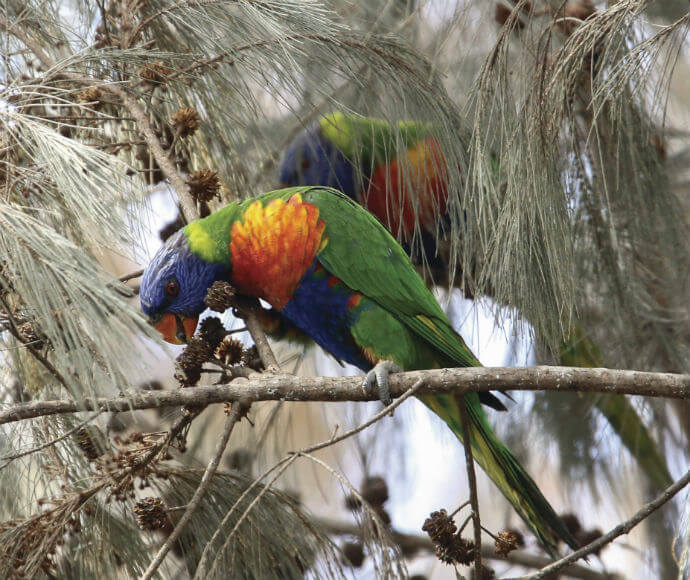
<box><xmin>281</xmin><ymin>262</ymin><xmax>371</xmax><ymax>370</ymax></box>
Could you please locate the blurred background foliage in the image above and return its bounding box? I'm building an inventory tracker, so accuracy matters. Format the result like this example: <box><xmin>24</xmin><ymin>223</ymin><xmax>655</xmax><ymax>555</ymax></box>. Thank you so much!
<box><xmin>0</xmin><ymin>0</ymin><xmax>688</xmax><ymax>578</ymax></box>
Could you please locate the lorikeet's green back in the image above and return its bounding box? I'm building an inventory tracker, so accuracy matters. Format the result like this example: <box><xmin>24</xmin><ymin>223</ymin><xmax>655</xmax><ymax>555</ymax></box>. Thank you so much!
<box><xmin>179</xmin><ymin>186</ymin><xmax>577</xmax><ymax>556</ymax></box>
<box><xmin>319</xmin><ymin>112</ymin><xmax>436</xmax><ymax>171</ymax></box>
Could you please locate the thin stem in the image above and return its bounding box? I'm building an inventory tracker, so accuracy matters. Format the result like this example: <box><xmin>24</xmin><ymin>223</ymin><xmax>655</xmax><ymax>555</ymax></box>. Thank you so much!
<box><xmin>234</xmin><ymin>297</ymin><xmax>280</xmax><ymax>372</ymax></box>
<box><xmin>0</xmin><ymin>412</ymin><xmax>100</xmax><ymax>469</ymax></box>
<box><xmin>458</xmin><ymin>394</ymin><xmax>482</xmax><ymax>574</ymax></box>
<box><xmin>140</xmin><ymin>400</ymin><xmax>249</xmax><ymax>580</ymax></box>
<box><xmin>0</xmin><ymin>295</ymin><xmax>71</xmax><ymax>390</ymax></box>
<box><xmin>450</xmin><ymin>499</ymin><xmax>470</xmax><ymax>518</ymax></box>
<box><xmin>503</xmin><ymin>469</ymin><xmax>690</xmax><ymax>580</ymax></box>
<box><xmin>457</xmin><ymin>514</ymin><xmax>473</xmax><ymax>535</ymax></box>
<box><xmin>292</xmin><ymin>378</ymin><xmax>424</xmax><ymax>455</ymax></box>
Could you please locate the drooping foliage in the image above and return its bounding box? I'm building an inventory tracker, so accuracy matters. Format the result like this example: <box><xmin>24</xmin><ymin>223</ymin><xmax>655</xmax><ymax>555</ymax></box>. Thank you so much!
<box><xmin>0</xmin><ymin>1</ymin><xmax>687</xmax><ymax>578</ymax></box>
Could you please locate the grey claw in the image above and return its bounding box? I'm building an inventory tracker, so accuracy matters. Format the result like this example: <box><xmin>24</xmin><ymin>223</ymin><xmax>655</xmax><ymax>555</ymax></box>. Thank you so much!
<box><xmin>363</xmin><ymin>360</ymin><xmax>401</xmax><ymax>407</ymax></box>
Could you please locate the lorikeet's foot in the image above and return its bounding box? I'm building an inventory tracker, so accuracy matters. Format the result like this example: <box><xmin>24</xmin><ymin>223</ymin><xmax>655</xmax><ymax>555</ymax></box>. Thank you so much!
<box><xmin>363</xmin><ymin>360</ymin><xmax>401</xmax><ymax>406</ymax></box>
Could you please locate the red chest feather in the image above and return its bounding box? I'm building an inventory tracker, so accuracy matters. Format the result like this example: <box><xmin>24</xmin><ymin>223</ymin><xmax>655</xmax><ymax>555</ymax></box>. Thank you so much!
<box><xmin>229</xmin><ymin>194</ymin><xmax>327</xmax><ymax>309</ymax></box>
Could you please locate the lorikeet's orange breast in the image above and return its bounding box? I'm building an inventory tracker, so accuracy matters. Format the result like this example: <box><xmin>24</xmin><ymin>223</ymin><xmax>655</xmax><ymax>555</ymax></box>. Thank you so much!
<box><xmin>362</xmin><ymin>136</ymin><xmax>449</xmax><ymax>238</ymax></box>
<box><xmin>229</xmin><ymin>194</ymin><xmax>327</xmax><ymax>310</ymax></box>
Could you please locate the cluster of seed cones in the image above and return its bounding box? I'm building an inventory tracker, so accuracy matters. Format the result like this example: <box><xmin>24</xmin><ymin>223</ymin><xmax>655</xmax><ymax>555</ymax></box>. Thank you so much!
<box><xmin>175</xmin><ymin>282</ymin><xmax>264</xmax><ymax>386</ymax></box>
<box><xmin>422</xmin><ymin>509</ymin><xmax>475</xmax><ymax>565</ymax></box>
<box><xmin>134</xmin><ymin>497</ymin><xmax>170</xmax><ymax>532</ymax></box>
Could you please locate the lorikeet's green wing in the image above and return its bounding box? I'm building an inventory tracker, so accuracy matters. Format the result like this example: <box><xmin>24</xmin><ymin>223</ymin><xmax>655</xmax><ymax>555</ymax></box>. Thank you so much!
<box><xmin>303</xmin><ymin>187</ymin><xmax>478</xmax><ymax>367</ymax></box>
<box><xmin>298</xmin><ymin>187</ymin><xmax>577</xmax><ymax>556</ymax></box>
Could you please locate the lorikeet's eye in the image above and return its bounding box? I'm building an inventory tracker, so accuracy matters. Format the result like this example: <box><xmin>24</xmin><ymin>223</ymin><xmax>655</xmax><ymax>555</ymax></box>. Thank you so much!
<box><xmin>301</xmin><ymin>157</ymin><xmax>310</xmax><ymax>171</ymax></box>
<box><xmin>166</xmin><ymin>280</ymin><xmax>179</xmax><ymax>297</ymax></box>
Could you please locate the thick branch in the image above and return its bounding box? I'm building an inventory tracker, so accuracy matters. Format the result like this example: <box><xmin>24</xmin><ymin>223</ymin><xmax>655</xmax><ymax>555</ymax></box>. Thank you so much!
<box><xmin>0</xmin><ymin>366</ymin><xmax>686</xmax><ymax>426</ymax></box>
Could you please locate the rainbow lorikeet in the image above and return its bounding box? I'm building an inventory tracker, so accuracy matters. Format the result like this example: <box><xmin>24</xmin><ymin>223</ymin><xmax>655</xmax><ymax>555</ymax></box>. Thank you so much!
<box><xmin>140</xmin><ymin>186</ymin><xmax>577</xmax><ymax>556</ymax></box>
<box><xmin>280</xmin><ymin>114</ymin><xmax>674</xmax><ymax>492</ymax></box>
<box><xmin>279</xmin><ymin>112</ymin><xmax>452</xmax><ymax>269</ymax></box>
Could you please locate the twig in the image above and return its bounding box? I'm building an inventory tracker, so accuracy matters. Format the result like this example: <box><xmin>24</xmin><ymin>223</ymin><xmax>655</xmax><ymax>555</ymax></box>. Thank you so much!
<box><xmin>0</xmin><ymin>295</ymin><xmax>71</xmax><ymax>390</ymax></box>
<box><xmin>316</xmin><ymin>517</ymin><xmax>622</xmax><ymax>580</ymax></box>
<box><xmin>234</xmin><ymin>297</ymin><xmax>280</xmax><ymax>372</ymax></box>
<box><xmin>459</xmin><ymin>395</ymin><xmax>482</xmax><ymax>574</ymax></box>
<box><xmin>1</xmin><ymin>366</ymin><xmax>687</xmax><ymax>426</ymax></box>
<box><xmin>105</xmin><ymin>85</ymin><xmax>199</xmax><ymax>223</ymax></box>
<box><xmin>457</xmin><ymin>514</ymin><xmax>473</xmax><ymax>535</ymax></box>
<box><xmin>503</xmin><ymin>469</ymin><xmax>690</xmax><ymax>580</ymax></box>
<box><xmin>292</xmin><ymin>378</ymin><xmax>424</xmax><ymax>454</ymax></box>
<box><xmin>140</xmin><ymin>400</ymin><xmax>248</xmax><ymax>580</ymax></box>
<box><xmin>196</xmin><ymin>381</ymin><xmax>422</xmax><ymax>577</ymax></box>
<box><xmin>0</xmin><ymin>412</ymin><xmax>100</xmax><ymax>469</ymax></box>
<box><xmin>118</xmin><ymin>268</ymin><xmax>144</xmax><ymax>282</ymax></box>
<box><xmin>450</xmin><ymin>499</ymin><xmax>470</xmax><ymax>517</ymax></box>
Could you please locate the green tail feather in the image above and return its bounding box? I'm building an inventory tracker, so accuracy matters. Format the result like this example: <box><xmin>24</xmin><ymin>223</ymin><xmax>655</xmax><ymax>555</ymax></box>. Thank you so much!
<box><xmin>420</xmin><ymin>392</ymin><xmax>578</xmax><ymax>557</ymax></box>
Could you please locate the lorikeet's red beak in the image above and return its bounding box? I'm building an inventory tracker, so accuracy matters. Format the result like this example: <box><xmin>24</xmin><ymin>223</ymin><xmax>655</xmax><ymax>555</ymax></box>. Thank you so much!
<box><xmin>152</xmin><ymin>313</ymin><xmax>198</xmax><ymax>344</ymax></box>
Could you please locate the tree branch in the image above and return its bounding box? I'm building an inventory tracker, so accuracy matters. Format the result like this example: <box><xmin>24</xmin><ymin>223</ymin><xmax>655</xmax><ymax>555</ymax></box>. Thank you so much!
<box><xmin>0</xmin><ymin>366</ymin><xmax>686</xmax><ymax>426</ymax></box>
<box><xmin>316</xmin><ymin>518</ymin><xmax>623</xmax><ymax>580</ymax></box>
<box><xmin>503</xmin><ymin>469</ymin><xmax>690</xmax><ymax>580</ymax></box>
<box><xmin>140</xmin><ymin>400</ymin><xmax>249</xmax><ymax>580</ymax></box>
<box><xmin>105</xmin><ymin>86</ymin><xmax>199</xmax><ymax>223</ymax></box>
<box><xmin>459</xmin><ymin>395</ymin><xmax>482</xmax><ymax>574</ymax></box>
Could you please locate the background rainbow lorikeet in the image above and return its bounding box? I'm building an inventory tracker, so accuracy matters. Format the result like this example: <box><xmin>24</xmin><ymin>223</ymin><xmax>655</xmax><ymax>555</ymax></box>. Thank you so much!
<box><xmin>140</xmin><ymin>186</ymin><xmax>578</xmax><ymax>556</ymax></box>
<box><xmin>279</xmin><ymin>112</ymin><xmax>453</xmax><ymax>273</ymax></box>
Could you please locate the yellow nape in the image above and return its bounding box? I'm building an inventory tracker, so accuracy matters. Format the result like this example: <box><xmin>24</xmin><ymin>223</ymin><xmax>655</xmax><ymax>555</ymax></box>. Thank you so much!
<box><xmin>185</xmin><ymin>221</ymin><xmax>221</xmax><ymax>262</ymax></box>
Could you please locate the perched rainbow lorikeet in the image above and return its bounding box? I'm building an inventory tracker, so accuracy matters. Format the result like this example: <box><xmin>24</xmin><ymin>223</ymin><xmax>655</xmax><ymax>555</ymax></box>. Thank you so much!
<box><xmin>279</xmin><ymin>112</ymin><xmax>452</xmax><ymax>270</ymax></box>
<box><xmin>140</xmin><ymin>186</ymin><xmax>577</xmax><ymax>556</ymax></box>
<box><xmin>280</xmin><ymin>113</ymin><xmax>674</xmax><ymax>493</ymax></box>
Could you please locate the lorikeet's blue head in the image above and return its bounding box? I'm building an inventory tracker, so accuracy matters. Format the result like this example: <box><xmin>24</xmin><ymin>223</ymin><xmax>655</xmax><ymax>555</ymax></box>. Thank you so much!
<box><xmin>278</xmin><ymin>122</ymin><xmax>358</xmax><ymax>199</ymax></box>
<box><xmin>140</xmin><ymin>230</ymin><xmax>229</xmax><ymax>344</ymax></box>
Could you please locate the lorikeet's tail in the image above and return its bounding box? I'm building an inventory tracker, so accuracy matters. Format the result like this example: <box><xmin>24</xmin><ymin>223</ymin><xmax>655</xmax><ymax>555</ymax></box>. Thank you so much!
<box><xmin>420</xmin><ymin>392</ymin><xmax>578</xmax><ymax>558</ymax></box>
